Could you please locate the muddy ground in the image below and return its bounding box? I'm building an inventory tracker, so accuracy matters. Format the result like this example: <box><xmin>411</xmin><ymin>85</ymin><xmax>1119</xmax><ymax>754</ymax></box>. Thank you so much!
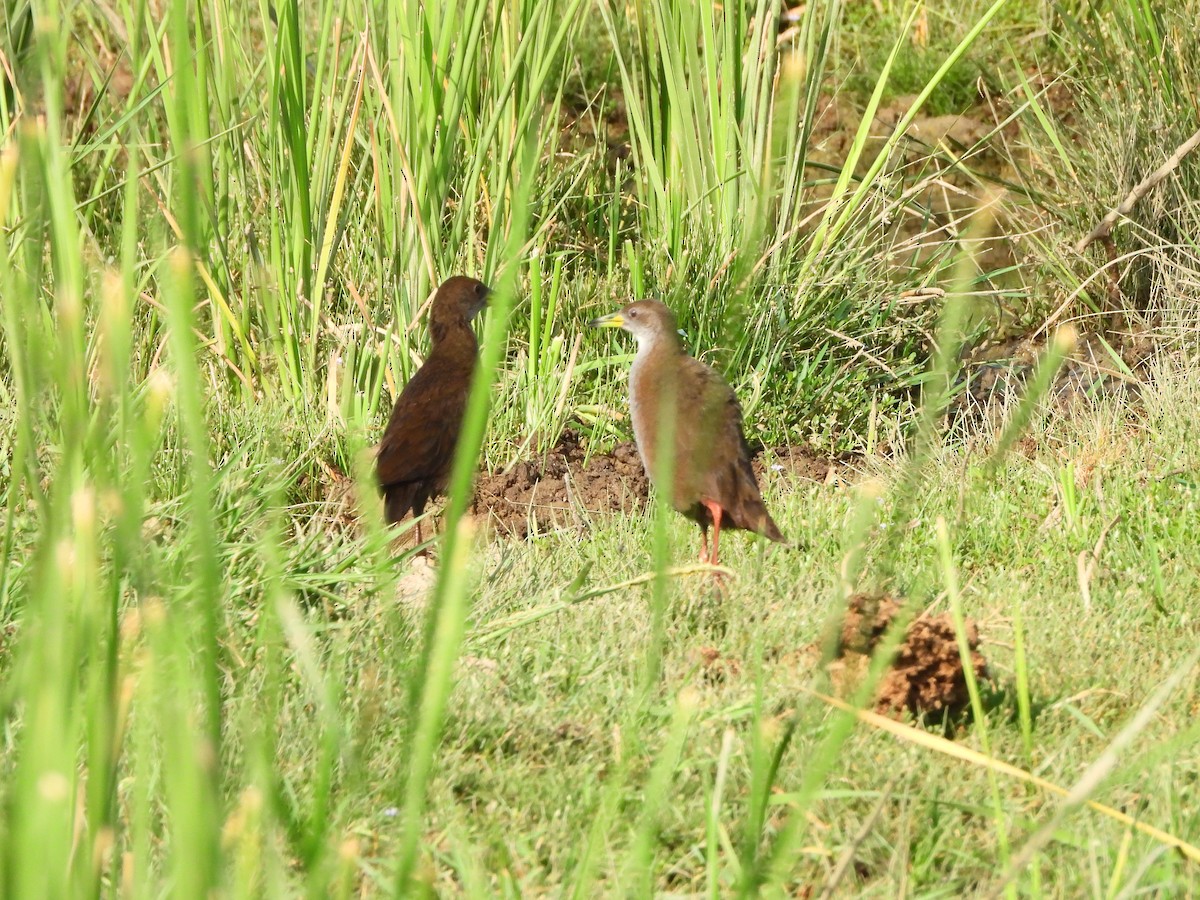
<box><xmin>469</xmin><ymin>429</ymin><xmax>844</xmax><ymax>538</ymax></box>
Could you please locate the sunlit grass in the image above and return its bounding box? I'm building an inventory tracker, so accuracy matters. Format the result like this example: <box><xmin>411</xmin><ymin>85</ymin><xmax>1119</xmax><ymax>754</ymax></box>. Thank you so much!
<box><xmin>2</xmin><ymin>0</ymin><xmax>1200</xmax><ymax>895</ymax></box>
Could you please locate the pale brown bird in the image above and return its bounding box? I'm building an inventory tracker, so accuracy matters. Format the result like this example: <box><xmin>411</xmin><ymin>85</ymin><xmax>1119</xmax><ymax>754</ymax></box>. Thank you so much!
<box><xmin>590</xmin><ymin>299</ymin><xmax>785</xmax><ymax>566</ymax></box>
<box><xmin>377</xmin><ymin>276</ymin><xmax>491</xmax><ymax>533</ymax></box>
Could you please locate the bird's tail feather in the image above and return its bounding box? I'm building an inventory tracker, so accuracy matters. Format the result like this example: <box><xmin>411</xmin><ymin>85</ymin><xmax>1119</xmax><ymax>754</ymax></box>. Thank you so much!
<box><xmin>731</xmin><ymin>468</ymin><xmax>787</xmax><ymax>543</ymax></box>
<box><xmin>750</xmin><ymin>506</ymin><xmax>787</xmax><ymax>543</ymax></box>
<box><xmin>383</xmin><ymin>482</ymin><xmax>419</xmax><ymax>525</ymax></box>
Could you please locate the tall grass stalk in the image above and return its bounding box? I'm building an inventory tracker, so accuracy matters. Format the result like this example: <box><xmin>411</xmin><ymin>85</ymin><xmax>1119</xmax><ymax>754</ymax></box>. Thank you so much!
<box><xmin>392</xmin><ymin>129</ymin><xmax>538</xmax><ymax>893</ymax></box>
<box><xmin>936</xmin><ymin>516</ymin><xmax>1013</xmax><ymax>892</ymax></box>
<box><xmin>625</xmin><ymin>688</ymin><xmax>699</xmax><ymax>894</ymax></box>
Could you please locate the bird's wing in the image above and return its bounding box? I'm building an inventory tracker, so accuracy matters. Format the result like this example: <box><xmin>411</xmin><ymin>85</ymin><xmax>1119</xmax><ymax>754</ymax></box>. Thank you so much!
<box><xmin>676</xmin><ymin>357</ymin><xmax>742</xmax><ymax>438</ymax></box>
<box><xmin>673</xmin><ymin>357</ymin><xmax>746</xmax><ymax>480</ymax></box>
<box><xmin>375</xmin><ymin>354</ymin><xmax>471</xmax><ymax>488</ymax></box>
<box><xmin>679</xmin><ymin>357</ymin><xmax>785</xmax><ymax>540</ymax></box>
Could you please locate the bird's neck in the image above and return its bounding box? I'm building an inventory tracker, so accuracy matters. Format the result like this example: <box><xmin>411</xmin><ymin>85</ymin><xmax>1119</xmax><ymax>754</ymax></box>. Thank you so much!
<box><xmin>629</xmin><ymin>334</ymin><xmax>681</xmax><ymax>411</ymax></box>
<box><xmin>429</xmin><ymin>317</ymin><xmax>478</xmax><ymax>356</ymax></box>
<box><xmin>631</xmin><ymin>332</ymin><xmax>681</xmax><ymax>370</ymax></box>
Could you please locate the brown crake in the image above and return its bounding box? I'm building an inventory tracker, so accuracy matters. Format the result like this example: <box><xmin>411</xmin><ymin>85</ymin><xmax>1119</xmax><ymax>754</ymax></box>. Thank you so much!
<box><xmin>589</xmin><ymin>299</ymin><xmax>785</xmax><ymax>566</ymax></box>
<box><xmin>376</xmin><ymin>276</ymin><xmax>491</xmax><ymax>528</ymax></box>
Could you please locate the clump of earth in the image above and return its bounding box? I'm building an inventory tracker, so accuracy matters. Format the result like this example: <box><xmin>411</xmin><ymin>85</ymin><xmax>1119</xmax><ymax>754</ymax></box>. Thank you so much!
<box><xmin>835</xmin><ymin>592</ymin><xmax>989</xmax><ymax>719</ymax></box>
<box><xmin>470</xmin><ymin>429</ymin><xmax>649</xmax><ymax>538</ymax></box>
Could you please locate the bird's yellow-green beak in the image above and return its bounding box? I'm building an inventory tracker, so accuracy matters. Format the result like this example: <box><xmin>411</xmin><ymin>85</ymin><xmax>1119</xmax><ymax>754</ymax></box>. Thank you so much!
<box><xmin>588</xmin><ymin>311</ymin><xmax>624</xmax><ymax>328</ymax></box>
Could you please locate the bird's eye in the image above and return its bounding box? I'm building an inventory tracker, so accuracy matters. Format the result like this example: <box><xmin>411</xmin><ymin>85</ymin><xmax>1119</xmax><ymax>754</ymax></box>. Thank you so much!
<box><xmin>628</xmin><ymin>309</ymin><xmax>638</xmax><ymax>319</ymax></box>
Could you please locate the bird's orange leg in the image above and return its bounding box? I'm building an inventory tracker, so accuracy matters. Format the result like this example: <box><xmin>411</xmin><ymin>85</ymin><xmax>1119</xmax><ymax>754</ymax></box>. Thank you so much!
<box><xmin>701</xmin><ymin>500</ymin><xmax>723</xmax><ymax>568</ymax></box>
<box><xmin>698</xmin><ymin>527</ymin><xmax>710</xmax><ymax>564</ymax></box>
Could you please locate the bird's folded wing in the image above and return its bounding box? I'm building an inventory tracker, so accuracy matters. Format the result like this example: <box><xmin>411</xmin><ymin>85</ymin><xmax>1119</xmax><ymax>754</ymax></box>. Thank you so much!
<box><xmin>679</xmin><ymin>355</ymin><xmax>760</xmax><ymax>475</ymax></box>
<box><xmin>376</xmin><ymin>361</ymin><xmax>469</xmax><ymax>487</ymax></box>
<box><xmin>677</xmin><ymin>357</ymin><xmax>742</xmax><ymax>443</ymax></box>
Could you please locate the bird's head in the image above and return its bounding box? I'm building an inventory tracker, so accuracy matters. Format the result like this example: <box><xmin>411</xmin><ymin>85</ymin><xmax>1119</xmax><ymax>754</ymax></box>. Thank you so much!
<box><xmin>589</xmin><ymin>299</ymin><xmax>680</xmax><ymax>349</ymax></box>
<box><xmin>433</xmin><ymin>275</ymin><xmax>492</xmax><ymax>323</ymax></box>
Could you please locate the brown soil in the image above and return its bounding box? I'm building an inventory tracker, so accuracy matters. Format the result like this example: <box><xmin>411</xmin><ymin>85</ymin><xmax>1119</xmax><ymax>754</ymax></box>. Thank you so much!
<box><xmin>470</xmin><ymin>428</ymin><xmax>844</xmax><ymax>539</ymax></box>
<box><xmin>751</xmin><ymin>445</ymin><xmax>841</xmax><ymax>484</ymax></box>
<box><xmin>836</xmin><ymin>592</ymin><xmax>989</xmax><ymax>719</ymax></box>
<box><xmin>313</xmin><ymin>429</ymin><xmax>845</xmax><ymax>545</ymax></box>
<box><xmin>470</xmin><ymin>429</ymin><xmax>649</xmax><ymax>539</ymax></box>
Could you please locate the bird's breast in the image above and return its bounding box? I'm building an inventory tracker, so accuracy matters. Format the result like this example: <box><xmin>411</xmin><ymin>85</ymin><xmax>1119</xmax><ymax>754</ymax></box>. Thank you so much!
<box><xmin>628</xmin><ymin>353</ymin><xmax>683</xmax><ymax>492</ymax></box>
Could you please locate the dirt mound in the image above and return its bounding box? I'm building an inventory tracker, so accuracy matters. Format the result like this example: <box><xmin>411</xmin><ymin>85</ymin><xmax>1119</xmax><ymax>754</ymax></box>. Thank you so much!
<box><xmin>752</xmin><ymin>446</ymin><xmax>841</xmax><ymax>484</ymax></box>
<box><xmin>471</xmin><ymin>429</ymin><xmax>650</xmax><ymax>538</ymax></box>
<box><xmin>837</xmin><ymin>592</ymin><xmax>989</xmax><ymax>719</ymax></box>
<box><xmin>471</xmin><ymin>429</ymin><xmax>846</xmax><ymax>538</ymax></box>
<box><xmin>325</xmin><ymin>430</ymin><xmax>843</xmax><ymax>543</ymax></box>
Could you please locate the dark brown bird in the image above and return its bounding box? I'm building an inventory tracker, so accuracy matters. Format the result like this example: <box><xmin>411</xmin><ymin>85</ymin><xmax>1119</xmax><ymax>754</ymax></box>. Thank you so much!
<box><xmin>590</xmin><ymin>299</ymin><xmax>785</xmax><ymax>567</ymax></box>
<box><xmin>377</xmin><ymin>276</ymin><xmax>491</xmax><ymax>532</ymax></box>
